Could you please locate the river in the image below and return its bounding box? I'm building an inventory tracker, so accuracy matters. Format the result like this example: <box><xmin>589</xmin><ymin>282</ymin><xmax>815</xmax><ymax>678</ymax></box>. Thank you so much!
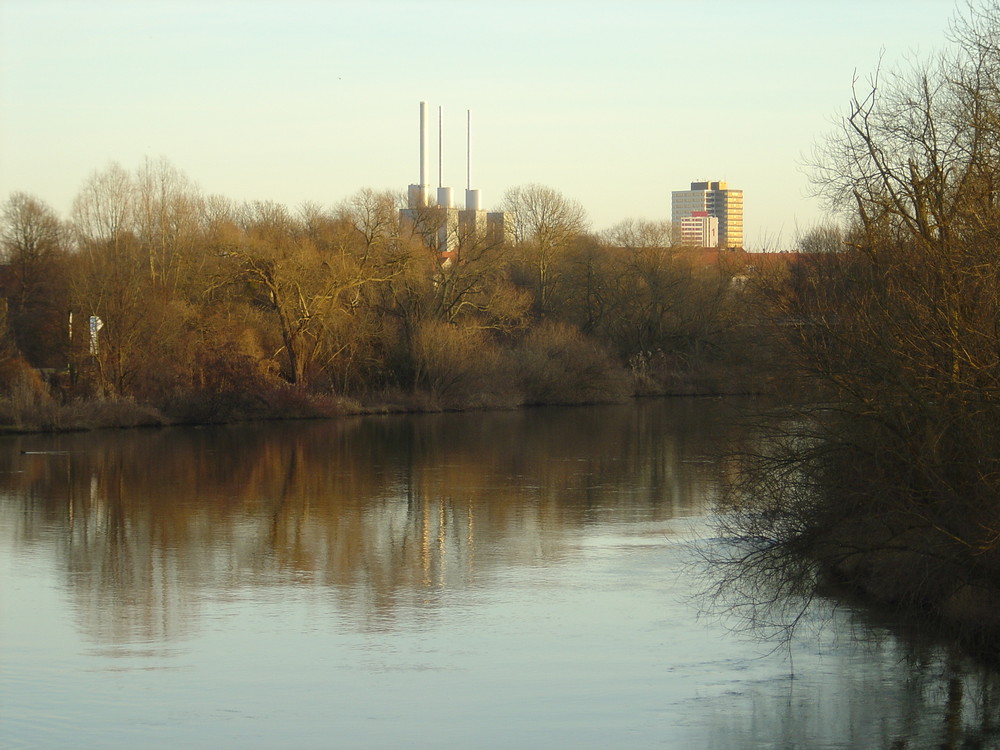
<box><xmin>1</xmin><ymin>399</ymin><xmax>997</xmax><ymax>749</ymax></box>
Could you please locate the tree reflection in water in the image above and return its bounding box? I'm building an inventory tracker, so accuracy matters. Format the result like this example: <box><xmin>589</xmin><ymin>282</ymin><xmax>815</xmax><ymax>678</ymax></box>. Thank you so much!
<box><xmin>3</xmin><ymin>403</ymin><xmax>724</xmax><ymax>641</ymax></box>
<box><xmin>2</xmin><ymin>400</ymin><xmax>999</xmax><ymax>748</ymax></box>
<box><xmin>699</xmin><ymin>485</ymin><xmax>1000</xmax><ymax>748</ymax></box>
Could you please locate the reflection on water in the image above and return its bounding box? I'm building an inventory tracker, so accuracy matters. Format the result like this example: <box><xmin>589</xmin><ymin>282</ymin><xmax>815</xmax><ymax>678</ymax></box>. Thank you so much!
<box><xmin>2</xmin><ymin>402</ymin><xmax>722</xmax><ymax>642</ymax></box>
<box><xmin>1</xmin><ymin>399</ymin><xmax>998</xmax><ymax>749</ymax></box>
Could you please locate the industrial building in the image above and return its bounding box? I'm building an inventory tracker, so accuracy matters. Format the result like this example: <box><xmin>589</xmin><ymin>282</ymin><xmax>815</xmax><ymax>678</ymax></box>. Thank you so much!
<box><xmin>671</xmin><ymin>180</ymin><xmax>743</xmax><ymax>249</ymax></box>
<box><xmin>399</xmin><ymin>101</ymin><xmax>508</xmax><ymax>257</ymax></box>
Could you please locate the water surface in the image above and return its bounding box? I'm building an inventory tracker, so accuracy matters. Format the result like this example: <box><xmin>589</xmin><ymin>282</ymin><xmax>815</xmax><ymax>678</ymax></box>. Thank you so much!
<box><xmin>1</xmin><ymin>400</ymin><xmax>997</xmax><ymax>748</ymax></box>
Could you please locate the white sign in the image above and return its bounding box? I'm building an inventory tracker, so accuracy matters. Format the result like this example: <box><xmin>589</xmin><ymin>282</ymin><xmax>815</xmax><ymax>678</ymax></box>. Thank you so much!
<box><xmin>88</xmin><ymin>315</ymin><xmax>103</xmax><ymax>355</ymax></box>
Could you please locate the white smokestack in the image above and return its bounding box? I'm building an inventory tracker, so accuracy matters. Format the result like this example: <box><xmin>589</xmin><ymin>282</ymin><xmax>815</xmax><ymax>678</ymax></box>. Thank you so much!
<box><xmin>408</xmin><ymin>101</ymin><xmax>430</xmax><ymax>208</ymax></box>
<box><xmin>465</xmin><ymin>109</ymin><xmax>481</xmax><ymax>211</ymax></box>
<box><xmin>419</xmin><ymin>100</ymin><xmax>428</xmax><ymax>188</ymax></box>
<box><xmin>436</xmin><ymin>105</ymin><xmax>453</xmax><ymax>208</ymax></box>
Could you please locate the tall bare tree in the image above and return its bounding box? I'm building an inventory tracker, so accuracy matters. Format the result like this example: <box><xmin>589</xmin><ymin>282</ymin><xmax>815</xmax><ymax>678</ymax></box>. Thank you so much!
<box><xmin>500</xmin><ymin>184</ymin><xmax>588</xmax><ymax>315</ymax></box>
<box><xmin>0</xmin><ymin>193</ymin><xmax>69</xmax><ymax>368</ymax></box>
<box><xmin>134</xmin><ymin>157</ymin><xmax>206</xmax><ymax>292</ymax></box>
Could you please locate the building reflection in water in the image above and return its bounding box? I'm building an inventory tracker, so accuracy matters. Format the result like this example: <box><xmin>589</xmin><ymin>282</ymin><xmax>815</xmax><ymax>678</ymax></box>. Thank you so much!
<box><xmin>0</xmin><ymin>401</ymin><xmax>729</xmax><ymax>643</ymax></box>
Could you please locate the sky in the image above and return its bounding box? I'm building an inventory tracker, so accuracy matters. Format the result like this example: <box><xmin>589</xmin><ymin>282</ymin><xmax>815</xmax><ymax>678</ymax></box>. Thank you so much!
<box><xmin>0</xmin><ymin>0</ymin><xmax>962</xmax><ymax>248</ymax></box>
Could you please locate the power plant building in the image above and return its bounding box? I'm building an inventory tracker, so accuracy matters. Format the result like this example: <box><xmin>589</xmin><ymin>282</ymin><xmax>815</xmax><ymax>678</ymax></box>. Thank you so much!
<box><xmin>400</xmin><ymin>102</ymin><xmax>509</xmax><ymax>256</ymax></box>
<box><xmin>671</xmin><ymin>180</ymin><xmax>743</xmax><ymax>249</ymax></box>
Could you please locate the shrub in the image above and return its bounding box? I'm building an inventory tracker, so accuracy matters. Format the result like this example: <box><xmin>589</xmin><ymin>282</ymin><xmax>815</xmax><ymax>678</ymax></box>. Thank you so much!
<box><xmin>515</xmin><ymin>322</ymin><xmax>629</xmax><ymax>405</ymax></box>
<box><xmin>410</xmin><ymin>320</ymin><xmax>519</xmax><ymax>409</ymax></box>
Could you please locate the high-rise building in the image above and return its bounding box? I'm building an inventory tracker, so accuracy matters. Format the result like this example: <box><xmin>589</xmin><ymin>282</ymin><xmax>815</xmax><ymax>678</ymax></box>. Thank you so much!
<box><xmin>671</xmin><ymin>180</ymin><xmax>743</xmax><ymax>249</ymax></box>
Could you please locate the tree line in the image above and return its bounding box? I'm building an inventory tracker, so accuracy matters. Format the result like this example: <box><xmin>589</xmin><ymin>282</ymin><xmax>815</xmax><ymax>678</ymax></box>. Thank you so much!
<box><xmin>0</xmin><ymin>167</ymin><xmax>775</xmax><ymax>428</ymax></box>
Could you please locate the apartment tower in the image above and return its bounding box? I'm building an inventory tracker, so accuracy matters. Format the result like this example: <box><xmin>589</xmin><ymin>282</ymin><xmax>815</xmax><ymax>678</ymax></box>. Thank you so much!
<box><xmin>678</xmin><ymin>211</ymin><xmax>719</xmax><ymax>248</ymax></box>
<box><xmin>671</xmin><ymin>180</ymin><xmax>743</xmax><ymax>249</ymax></box>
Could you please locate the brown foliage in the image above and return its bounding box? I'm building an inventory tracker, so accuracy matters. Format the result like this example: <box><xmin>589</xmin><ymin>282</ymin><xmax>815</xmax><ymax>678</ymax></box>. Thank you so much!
<box><xmin>515</xmin><ymin>322</ymin><xmax>629</xmax><ymax>405</ymax></box>
<box><xmin>410</xmin><ymin>320</ymin><xmax>517</xmax><ymax>409</ymax></box>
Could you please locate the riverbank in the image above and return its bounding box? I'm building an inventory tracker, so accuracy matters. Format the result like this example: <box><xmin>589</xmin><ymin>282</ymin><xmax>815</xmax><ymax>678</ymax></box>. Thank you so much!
<box><xmin>817</xmin><ymin>515</ymin><xmax>1000</xmax><ymax>665</ymax></box>
<box><xmin>0</xmin><ymin>388</ymin><xmax>423</xmax><ymax>434</ymax></box>
<box><xmin>717</xmin><ymin>402</ymin><xmax>1000</xmax><ymax>667</ymax></box>
<box><xmin>0</xmin><ymin>353</ymin><xmax>769</xmax><ymax>434</ymax></box>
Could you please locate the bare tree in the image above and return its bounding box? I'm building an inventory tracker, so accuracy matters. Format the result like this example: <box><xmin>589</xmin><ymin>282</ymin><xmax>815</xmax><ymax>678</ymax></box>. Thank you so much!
<box><xmin>726</xmin><ymin>1</ymin><xmax>1000</xmax><ymax>650</ymax></box>
<box><xmin>134</xmin><ymin>157</ymin><xmax>206</xmax><ymax>292</ymax></box>
<box><xmin>219</xmin><ymin>198</ymin><xmax>406</xmax><ymax>388</ymax></box>
<box><xmin>500</xmin><ymin>184</ymin><xmax>589</xmax><ymax>315</ymax></box>
<box><xmin>72</xmin><ymin>163</ymin><xmax>136</xmax><ymax>254</ymax></box>
<box><xmin>600</xmin><ymin>218</ymin><xmax>671</xmax><ymax>249</ymax></box>
<box><xmin>0</xmin><ymin>193</ymin><xmax>70</xmax><ymax>369</ymax></box>
<box><xmin>68</xmin><ymin>163</ymin><xmax>206</xmax><ymax>398</ymax></box>
<box><xmin>795</xmin><ymin>225</ymin><xmax>845</xmax><ymax>254</ymax></box>
<box><xmin>426</xmin><ymin>224</ymin><xmax>530</xmax><ymax>333</ymax></box>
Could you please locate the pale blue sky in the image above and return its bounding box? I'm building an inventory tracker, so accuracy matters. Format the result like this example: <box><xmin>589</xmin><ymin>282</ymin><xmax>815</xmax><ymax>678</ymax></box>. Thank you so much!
<box><xmin>0</xmin><ymin>0</ymin><xmax>959</xmax><ymax>246</ymax></box>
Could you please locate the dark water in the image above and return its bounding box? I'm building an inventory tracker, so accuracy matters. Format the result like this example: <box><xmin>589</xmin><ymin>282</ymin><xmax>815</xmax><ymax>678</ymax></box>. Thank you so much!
<box><xmin>1</xmin><ymin>400</ymin><xmax>997</xmax><ymax>749</ymax></box>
